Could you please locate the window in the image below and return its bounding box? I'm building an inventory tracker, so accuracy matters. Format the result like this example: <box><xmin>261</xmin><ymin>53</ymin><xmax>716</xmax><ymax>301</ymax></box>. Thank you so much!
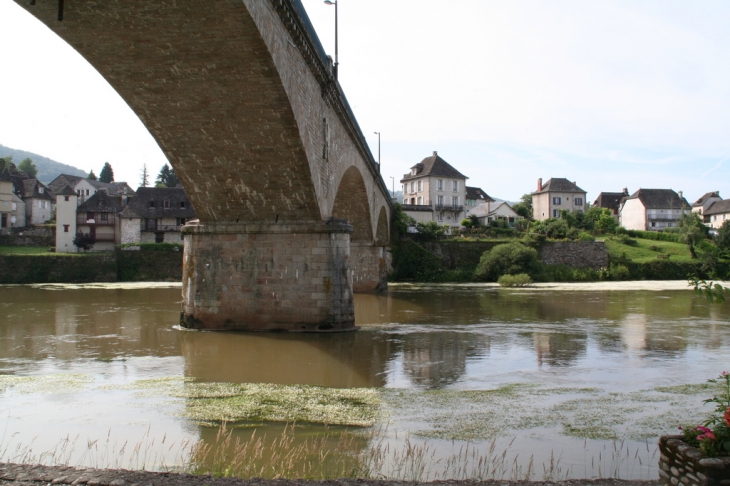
<box><xmin>100</xmin><ymin>212</ymin><xmax>108</xmax><ymax>222</ymax></box>
<box><xmin>63</xmin><ymin>225</ymin><xmax>69</xmax><ymax>233</ymax></box>
<box><xmin>410</xmin><ymin>182</ymin><xmax>414</xmax><ymax>193</ymax></box>
<box><xmin>11</xmin><ymin>203</ymin><xmax>16</xmax><ymax>210</ymax></box>
<box><xmin>438</xmin><ymin>212</ymin><xmax>443</xmax><ymax>221</ymax></box>
<box><xmin>575</xmin><ymin>198</ymin><xmax>583</xmax><ymax>206</ymax></box>
<box><xmin>63</xmin><ymin>197</ymin><xmax>69</xmax><ymax>202</ymax></box>
<box><xmin>553</xmin><ymin>197</ymin><xmax>561</xmax><ymax>205</ymax></box>
<box><xmin>417</xmin><ymin>180</ymin><xmax>422</xmax><ymax>192</ymax></box>
<box><xmin>437</xmin><ymin>195</ymin><xmax>444</xmax><ymax>206</ymax></box>
<box><xmin>149</xmin><ymin>201</ymin><xmax>155</xmax><ymax>208</ymax></box>
<box><xmin>87</xmin><ymin>212</ymin><xmax>95</xmax><ymax>221</ymax></box>
<box><xmin>452</xmin><ymin>196</ymin><xmax>459</xmax><ymax>206</ymax></box>
<box><xmin>0</xmin><ymin>214</ymin><xmax>5</xmax><ymax>228</ymax></box>
<box><xmin>651</xmin><ymin>222</ymin><xmax>656</xmax><ymax>227</ymax></box>
<box><xmin>452</xmin><ymin>181</ymin><xmax>458</xmax><ymax>191</ymax></box>
<box><xmin>164</xmin><ymin>200</ymin><xmax>170</xmax><ymax>209</ymax></box>
<box><xmin>155</xmin><ymin>232</ymin><xmax>164</xmax><ymax>243</ymax></box>
<box><xmin>180</xmin><ymin>201</ymin><xmax>186</xmax><ymax>208</ymax></box>
<box><xmin>553</xmin><ymin>209</ymin><xmax>559</xmax><ymax>217</ymax></box>
<box><xmin>437</xmin><ymin>180</ymin><xmax>443</xmax><ymax>191</ymax></box>
<box><xmin>85</xmin><ymin>190</ymin><xmax>89</xmax><ymax>196</ymax></box>
<box><xmin>417</xmin><ymin>196</ymin><xmax>422</xmax><ymax>205</ymax></box>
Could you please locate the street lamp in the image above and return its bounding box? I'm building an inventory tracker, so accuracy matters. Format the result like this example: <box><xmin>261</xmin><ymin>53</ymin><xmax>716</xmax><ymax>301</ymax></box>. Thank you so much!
<box><xmin>324</xmin><ymin>0</ymin><xmax>338</xmax><ymax>79</ymax></box>
<box><xmin>373</xmin><ymin>131</ymin><xmax>380</xmax><ymax>173</ymax></box>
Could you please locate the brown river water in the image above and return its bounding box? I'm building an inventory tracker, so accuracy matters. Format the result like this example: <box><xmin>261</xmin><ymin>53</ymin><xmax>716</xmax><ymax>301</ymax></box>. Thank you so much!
<box><xmin>0</xmin><ymin>282</ymin><xmax>728</xmax><ymax>480</ymax></box>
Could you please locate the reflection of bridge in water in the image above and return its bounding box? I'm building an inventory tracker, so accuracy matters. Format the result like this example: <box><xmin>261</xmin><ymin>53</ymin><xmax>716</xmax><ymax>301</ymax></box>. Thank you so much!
<box><xmin>15</xmin><ymin>0</ymin><xmax>393</xmax><ymax>332</ymax></box>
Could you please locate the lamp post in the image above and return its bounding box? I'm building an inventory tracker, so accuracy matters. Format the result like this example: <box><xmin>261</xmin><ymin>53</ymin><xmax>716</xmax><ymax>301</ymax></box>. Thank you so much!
<box><xmin>390</xmin><ymin>177</ymin><xmax>395</xmax><ymax>198</ymax></box>
<box><xmin>324</xmin><ymin>0</ymin><xmax>338</xmax><ymax>79</ymax></box>
<box><xmin>373</xmin><ymin>131</ymin><xmax>380</xmax><ymax>173</ymax></box>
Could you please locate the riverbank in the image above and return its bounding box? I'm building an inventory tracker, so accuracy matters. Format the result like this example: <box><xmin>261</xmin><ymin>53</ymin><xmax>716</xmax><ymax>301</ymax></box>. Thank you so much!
<box><xmin>0</xmin><ymin>463</ymin><xmax>661</xmax><ymax>486</ymax></box>
<box><xmin>389</xmin><ymin>280</ymin><xmax>701</xmax><ymax>291</ymax></box>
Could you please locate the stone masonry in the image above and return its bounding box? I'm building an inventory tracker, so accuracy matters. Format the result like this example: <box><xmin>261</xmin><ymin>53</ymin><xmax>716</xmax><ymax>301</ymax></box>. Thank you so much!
<box><xmin>15</xmin><ymin>0</ymin><xmax>393</xmax><ymax>329</ymax></box>
<box><xmin>539</xmin><ymin>241</ymin><xmax>609</xmax><ymax>270</ymax></box>
<box><xmin>659</xmin><ymin>435</ymin><xmax>730</xmax><ymax>486</ymax></box>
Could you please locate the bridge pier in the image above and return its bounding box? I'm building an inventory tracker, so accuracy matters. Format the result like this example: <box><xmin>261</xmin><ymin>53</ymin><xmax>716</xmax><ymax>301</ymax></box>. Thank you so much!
<box><xmin>350</xmin><ymin>242</ymin><xmax>390</xmax><ymax>292</ymax></box>
<box><xmin>180</xmin><ymin>220</ymin><xmax>355</xmax><ymax>332</ymax></box>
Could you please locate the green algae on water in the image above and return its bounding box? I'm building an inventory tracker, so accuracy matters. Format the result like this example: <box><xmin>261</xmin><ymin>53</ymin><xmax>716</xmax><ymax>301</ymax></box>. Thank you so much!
<box><xmin>0</xmin><ymin>374</ymin><xmax>93</xmax><ymax>394</ymax></box>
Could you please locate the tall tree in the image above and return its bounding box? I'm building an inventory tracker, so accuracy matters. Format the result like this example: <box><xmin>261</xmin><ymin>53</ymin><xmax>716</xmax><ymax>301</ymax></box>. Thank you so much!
<box><xmin>87</xmin><ymin>170</ymin><xmax>97</xmax><ymax>180</ymax></box>
<box><xmin>99</xmin><ymin>162</ymin><xmax>114</xmax><ymax>183</ymax></box>
<box><xmin>18</xmin><ymin>158</ymin><xmax>38</xmax><ymax>178</ymax></box>
<box><xmin>156</xmin><ymin>163</ymin><xmax>180</xmax><ymax>187</ymax></box>
<box><xmin>140</xmin><ymin>164</ymin><xmax>149</xmax><ymax>187</ymax></box>
<box><xmin>678</xmin><ymin>212</ymin><xmax>707</xmax><ymax>259</ymax></box>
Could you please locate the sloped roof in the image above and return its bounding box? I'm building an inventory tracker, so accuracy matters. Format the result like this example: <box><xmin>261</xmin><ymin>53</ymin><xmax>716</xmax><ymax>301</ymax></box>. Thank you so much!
<box><xmin>705</xmin><ymin>199</ymin><xmax>730</xmax><ymax>216</ymax></box>
<box><xmin>0</xmin><ymin>168</ymin><xmax>11</xmax><ymax>182</ymax></box>
<box><xmin>593</xmin><ymin>192</ymin><xmax>626</xmax><ymax>211</ymax></box>
<box><xmin>623</xmin><ymin>189</ymin><xmax>690</xmax><ymax>210</ymax></box>
<box><xmin>48</xmin><ymin>174</ymin><xmax>83</xmax><ymax>194</ymax></box>
<box><xmin>120</xmin><ymin>187</ymin><xmax>196</xmax><ymax>219</ymax></box>
<box><xmin>692</xmin><ymin>191</ymin><xmax>721</xmax><ymax>207</ymax></box>
<box><xmin>48</xmin><ymin>174</ymin><xmax>135</xmax><ymax>197</ymax></box>
<box><xmin>466</xmin><ymin>186</ymin><xmax>495</xmax><ymax>202</ymax></box>
<box><xmin>533</xmin><ymin>178</ymin><xmax>586</xmax><ymax>194</ymax></box>
<box><xmin>77</xmin><ymin>190</ymin><xmax>124</xmax><ymax>213</ymax></box>
<box><xmin>400</xmin><ymin>152</ymin><xmax>468</xmax><ymax>182</ymax></box>
<box><xmin>56</xmin><ymin>184</ymin><xmax>77</xmax><ymax>197</ymax></box>
<box><xmin>19</xmin><ymin>178</ymin><xmax>54</xmax><ymax>201</ymax></box>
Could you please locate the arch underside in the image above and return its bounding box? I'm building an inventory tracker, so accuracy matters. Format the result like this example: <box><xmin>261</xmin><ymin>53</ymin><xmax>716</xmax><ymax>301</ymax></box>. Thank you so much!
<box><xmin>16</xmin><ymin>0</ymin><xmax>320</xmax><ymax>223</ymax></box>
<box><xmin>332</xmin><ymin>166</ymin><xmax>373</xmax><ymax>242</ymax></box>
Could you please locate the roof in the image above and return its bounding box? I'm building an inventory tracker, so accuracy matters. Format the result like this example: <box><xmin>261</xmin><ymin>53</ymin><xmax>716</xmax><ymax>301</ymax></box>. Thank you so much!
<box><xmin>48</xmin><ymin>174</ymin><xmax>135</xmax><ymax>197</ymax></box>
<box><xmin>623</xmin><ymin>189</ymin><xmax>690</xmax><ymax>210</ymax></box>
<box><xmin>705</xmin><ymin>199</ymin><xmax>730</xmax><ymax>216</ymax></box>
<box><xmin>120</xmin><ymin>187</ymin><xmax>196</xmax><ymax>219</ymax></box>
<box><xmin>400</xmin><ymin>152</ymin><xmax>468</xmax><ymax>182</ymax></box>
<box><xmin>48</xmin><ymin>174</ymin><xmax>84</xmax><ymax>194</ymax></box>
<box><xmin>466</xmin><ymin>186</ymin><xmax>495</xmax><ymax>202</ymax></box>
<box><xmin>77</xmin><ymin>190</ymin><xmax>124</xmax><ymax>213</ymax></box>
<box><xmin>56</xmin><ymin>184</ymin><xmax>77</xmax><ymax>197</ymax></box>
<box><xmin>0</xmin><ymin>168</ymin><xmax>11</xmax><ymax>182</ymax></box>
<box><xmin>692</xmin><ymin>191</ymin><xmax>721</xmax><ymax>207</ymax></box>
<box><xmin>533</xmin><ymin>178</ymin><xmax>586</xmax><ymax>194</ymax></box>
<box><xmin>593</xmin><ymin>192</ymin><xmax>626</xmax><ymax>211</ymax></box>
<box><xmin>18</xmin><ymin>178</ymin><xmax>54</xmax><ymax>201</ymax></box>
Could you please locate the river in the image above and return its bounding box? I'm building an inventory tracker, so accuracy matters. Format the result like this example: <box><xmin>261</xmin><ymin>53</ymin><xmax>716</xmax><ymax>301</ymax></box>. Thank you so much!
<box><xmin>0</xmin><ymin>282</ymin><xmax>728</xmax><ymax>480</ymax></box>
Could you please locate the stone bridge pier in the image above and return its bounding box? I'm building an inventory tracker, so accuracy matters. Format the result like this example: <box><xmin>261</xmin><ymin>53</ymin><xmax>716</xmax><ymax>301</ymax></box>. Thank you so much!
<box><xmin>14</xmin><ymin>0</ymin><xmax>393</xmax><ymax>331</ymax></box>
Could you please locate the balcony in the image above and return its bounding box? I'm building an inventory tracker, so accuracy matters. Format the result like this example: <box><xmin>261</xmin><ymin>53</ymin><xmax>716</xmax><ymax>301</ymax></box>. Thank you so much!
<box><xmin>401</xmin><ymin>204</ymin><xmax>433</xmax><ymax>212</ymax></box>
<box><xmin>78</xmin><ymin>214</ymin><xmax>116</xmax><ymax>226</ymax></box>
<box><xmin>436</xmin><ymin>204</ymin><xmax>464</xmax><ymax>212</ymax></box>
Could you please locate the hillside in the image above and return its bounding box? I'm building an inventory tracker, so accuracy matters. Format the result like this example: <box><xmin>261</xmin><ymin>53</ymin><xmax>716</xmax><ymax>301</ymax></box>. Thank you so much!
<box><xmin>0</xmin><ymin>143</ymin><xmax>86</xmax><ymax>183</ymax></box>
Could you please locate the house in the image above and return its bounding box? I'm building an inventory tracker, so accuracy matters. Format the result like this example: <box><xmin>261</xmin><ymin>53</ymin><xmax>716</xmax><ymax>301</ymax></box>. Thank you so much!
<box><xmin>0</xmin><ymin>169</ymin><xmax>26</xmax><ymax>233</ymax></box>
<box><xmin>468</xmin><ymin>200</ymin><xmax>524</xmax><ymax>228</ymax></box>
<box><xmin>120</xmin><ymin>187</ymin><xmax>196</xmax><ymax>244</ymax></box>
<box><xmin>691</xmin><ymin>191</ymin><xmax>722</xmax><ymax>223</ymax></box>
<box><xmin>532</xmin><ymin>178</ymin><xmax>587</xmax><ymax>221</ymax></box>
<box><xmin>54</xmin><ymin>185</ymin><xmax>79</xmax><ymax>252</ymax></box>
<box><xmin>48</xmin><ymin>174</ymin><xmax>135</xmax><ymax>204</ymax></box>
<box><xmin>593</xmin><ymin>189</ymin><xmax>629</xmax><ymax>221</ymax></box>
<box><xmin>74</xmin><ymin>190</ymin><xmax>126</xmax><ymax>251</ymax></box>
<box><xmin>704</xmin><ymin>200</ymin><xmax>730</xmax><ymax>230</ymax></box>
<box><xmin>465</xmin><ymin>186</ymin><xmax>494</xmax><ymax>208</ymax></box>
<box><xmin>13</xmin><ymin>176</ymin><xmax>54</xmax><ymax>226</ymax></box>
<box><xmin>619</xmin><ymin>189</ymin><xmax>690</xmax><ymax>231</ymax></box>
<box><xmin>400</xmin><ymin>151</ymin><xmax>468</xmax><ymax>228</ymax></box>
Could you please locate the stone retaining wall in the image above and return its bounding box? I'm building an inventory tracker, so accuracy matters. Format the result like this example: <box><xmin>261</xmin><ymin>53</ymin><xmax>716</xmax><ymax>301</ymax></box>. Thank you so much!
<box><xmin>659</xmin><ymin>435</ymin><xmax>730</xmax><ymax>486</ymax></box>
<box><xmin>0</xmin><ymin>226</ymin><xmax>55</xmax><ymax>247</ymax></box>
<box><xmin>539</xmin><ymin>241</ymin><xmax>609</xmax><ymax>270</ymax></box>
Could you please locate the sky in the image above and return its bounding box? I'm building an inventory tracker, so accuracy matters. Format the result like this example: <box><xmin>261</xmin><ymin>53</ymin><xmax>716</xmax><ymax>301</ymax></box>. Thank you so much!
<box><xmin>2</xmin><ymin>0</ymin><xmax>730</xmax><ymax>203</ymax></box>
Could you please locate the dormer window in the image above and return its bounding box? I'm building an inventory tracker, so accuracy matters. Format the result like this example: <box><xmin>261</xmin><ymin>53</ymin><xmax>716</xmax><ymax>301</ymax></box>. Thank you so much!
<box><xmin>39</xmin><ymin>187</ymin><xmax>44</xmax><ymax>194</ymax></box>
<box><xmin>411</xmin><ymin>168</ymin><xmax>417</xmax><ymax>176</ymax></box>
<box><xmin>164</xmin><ymin>200</ymin><xmax>170</xmax><ymax>209</ymax></box>
<box><xmin>180</xmin><ymin>201</ymin><xmax>186</xmax><ymax>208</ymax></box>
<box><xmin>149</xmin><ymin>201</ymin><xmax>155</xmax><ymax>208</ymax></box>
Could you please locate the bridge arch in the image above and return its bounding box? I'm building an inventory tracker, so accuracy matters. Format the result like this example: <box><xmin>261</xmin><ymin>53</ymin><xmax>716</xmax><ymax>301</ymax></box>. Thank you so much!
<box><xmin>331</xmin><ymin>166</ymin><xmax>373</xmax><ymax>242</ymax></box>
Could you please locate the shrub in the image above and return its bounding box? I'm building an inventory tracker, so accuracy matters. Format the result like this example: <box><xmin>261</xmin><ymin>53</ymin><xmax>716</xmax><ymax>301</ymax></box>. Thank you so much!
<box><xmin>577</xmin><ymin>231</ymin><xmax>595</xmax><ymax>241</ymax></box>
<box><xmin>609</xmin><ymin>263</ymin><xmax>630</xmax><ymax>280</ymax></box>
<box><xmin>391</xmin><ymin>240</ymin><xmax>443</xmax><ymax>281</ymax></box>
<box><xmin>498</xmin><ymin>273</ymin><xmax>532</xmax><ymax>287</ymax></box>
<box><xmin>474</xmin><ymin>242</ymin><xmax>542</xmax><ymax>282</ymax></box>
<box><xmin>542</xmin><ymin>264</ymin><xmax>600</xmax><ymax>282</ymax></box>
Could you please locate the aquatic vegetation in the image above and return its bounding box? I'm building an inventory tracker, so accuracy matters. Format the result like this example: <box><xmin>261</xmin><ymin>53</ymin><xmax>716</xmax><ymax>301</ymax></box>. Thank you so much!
<box><xmin>0</xmin><ymin>374</ymin><xmax>92</xmax><ymax>394</ymax></box>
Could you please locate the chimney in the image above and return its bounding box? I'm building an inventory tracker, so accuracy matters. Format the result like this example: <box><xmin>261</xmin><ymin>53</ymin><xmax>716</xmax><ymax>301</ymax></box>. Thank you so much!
<box><xmin>433</xmin><ymin>151</ymin><xmax>438</xmax><ymax>156</ymax></box>
<box><xmin>537</xmin><ymin>178</ymin><xmax>543</xmax><ymax>192</ymax></box>
<box><xmin>623</xmin><ymin>187</ymin><xmax>628</xmax><ymax>195</ymax></box>
<box><xmin>678</xmin><ymin>190</ymin><xmax>683</xmax><ymax>200</ymax></box>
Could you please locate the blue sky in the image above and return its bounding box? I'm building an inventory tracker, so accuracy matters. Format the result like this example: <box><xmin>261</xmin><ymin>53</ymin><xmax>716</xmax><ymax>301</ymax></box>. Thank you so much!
<box><xmin>1</xmin><ymin>0</ymin><xmax>730</xmax><ymax>203</ymax></box>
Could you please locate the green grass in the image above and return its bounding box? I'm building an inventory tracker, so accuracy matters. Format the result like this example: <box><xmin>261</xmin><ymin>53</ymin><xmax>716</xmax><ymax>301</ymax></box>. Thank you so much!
<box><xmin>604</xmin><ymin>237</ymin><xmax>694</xmax><ymax>263</ymax></box>
<box><xmin>0</xmin><ymin>246</ymin><xmax>55</xmax><ymax>255</ymax></box>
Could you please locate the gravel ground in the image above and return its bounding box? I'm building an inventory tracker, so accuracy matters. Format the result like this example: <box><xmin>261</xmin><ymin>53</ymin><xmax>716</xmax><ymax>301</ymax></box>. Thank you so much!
<box><xmin>0</xmin><ymin>464</ymin><xmax>661</xmax><ymax>486</ymax></box>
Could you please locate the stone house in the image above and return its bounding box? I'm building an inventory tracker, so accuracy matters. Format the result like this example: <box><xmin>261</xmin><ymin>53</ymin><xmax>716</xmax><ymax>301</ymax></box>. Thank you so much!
<box><xmin>400</xmin><ymin>151</ymin><xmax>468</xmax><ymax>229</ymax></box>
<box><xmin>14</xmin><ymin>177</ymin><xmax>54</xmax><ymax>226</ymax></box>
<box><xmin>691</xmin><ymin>191</ymin><xmax>722</xmax><ymax>223</ymax></box>
<box><xmin>49</xmin><ymin>174</ymin><xmax>135</xmax><ymax>204</ymax></box>
<box><xmin>74</xmin><ymin>190</ymin><xmax>126</xmax><ymax>251</ymax></box>
<box><xmin>704</xmin><ymin>199</ymin><xmax>730</xmax><ymax>230</ymax></box>
<box><xmin>54</xmin><ymin>185</ymin><xmax>79</xmax><ymax>252</ymax></box>
<box><xmin>0</xmin><ymin>168</ymin><xmax>20</xmax><ymax>235</ymax></box>
<box><xmin>619</xmin><ymin>189</ymin><xmax>690</xmax><ymax>231</ymax></box>
<box><xmin>120</xmin><ymin>187</ymin><xmax>196</xmax><ymax>244</ymax></box>
<box><xmin>469</xmin><ymin>201</ymin><xmax>524</xmax><ymax>227</ymax></box>
<box><xmin>532</xmin><ymin>178</ymin><xmax>587</xmax><ymax>221</ymax></box>
<box><xmin>593</xmin><ymin>189</ymin><xmax>629</xmax><ymax>221</ymax></box>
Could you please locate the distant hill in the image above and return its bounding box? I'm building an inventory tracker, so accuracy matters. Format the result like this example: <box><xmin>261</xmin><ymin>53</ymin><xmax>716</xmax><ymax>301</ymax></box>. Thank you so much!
<box><xmin>0</xmin><ymin>144</ymin><xmax>86</xmax><ymax>183</ymax></box>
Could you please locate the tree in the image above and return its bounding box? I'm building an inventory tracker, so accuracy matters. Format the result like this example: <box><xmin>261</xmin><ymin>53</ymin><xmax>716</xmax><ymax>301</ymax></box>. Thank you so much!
<box><xmin>716</xmin><ymin>220</ymin><xmax>730</xmax><ymax>256</ymax></box>
<box><xmin>512</xmin><ymin>193</ymin><xmax>533</xmax><ymax>219</ymax></box>
<box><xmin>156</xmin><ymin>163</ymin><xmax>180</xmax><ymax>187</ymax></box>
<box><xmin>140</xmin><ymin>164</ymin><xmax>149</xmax><ymax>187</ymax></box>
<box><xmin>474</xmin><ymin>242</ymin><xmax>542</xmax><ymax>281</ymax></box>
<box><xmin>18</xmin><ymin>158</ymin><xmax>38</xmax><ymax>178</ymax></box>
<box><xmin>99</xmin><ymin>162</ymin><xmax>114</xmax><ymax>183</ymax></box>
<box><xmin>678</xmin><ymin>212</ymin><xmax>707</xmax><ymax>259</ymax></box>
<box><xmin>72</xmin><ymin>231</ymin><xmax>96</xmax><ymax>252</ymax></box>
<box><xmin>87</xmin><ymin>170</ymin><xmax>97</xmax><ymax>180</ymax></box>
<box><xmin>595</xmin><ymin>212</ymin><xmax>618</xmax><ymax>234</ymax></box>
<box><xmin>461</xmin><ymin>214</ymin><xmax>480</xmax><ymax>229</ymax></box>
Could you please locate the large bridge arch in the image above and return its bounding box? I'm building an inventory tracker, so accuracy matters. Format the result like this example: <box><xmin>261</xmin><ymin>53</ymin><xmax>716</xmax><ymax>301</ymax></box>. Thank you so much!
<box><xmin>15</xmin><ymin>0</ymin><xmax>393</xmax><ymax>328</ymax></box>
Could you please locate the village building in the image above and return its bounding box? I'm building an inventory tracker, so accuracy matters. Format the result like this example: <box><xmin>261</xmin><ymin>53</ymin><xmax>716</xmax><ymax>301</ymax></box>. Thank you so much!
<box><xmin>532</xmin><ymin>178</ymin><xmax>587</xmax><ymax>221</ymax></box>
<box><xmin>593</xmin><ymin>189</ymin><xmax>629</xmax><ymax>221</ymax></box>
<box><xmin>400</xmin><ymin>152</ymin><xmax>468</xmax><ymax>229</ymax></box>
<box><xmin>465</xmin><ymin>186</ymin><xmax>494</xmax><ymax>208</ymax></box>
<box><xmin>48</xmin><ymin>174</ymin><xmax>134</xmax><ymax>204</ymax></box>
<box><xmin>120</xmin><ymin>187</ymin><xmax>196</xmax><ymax>244</ymax></box>
<box><xmin>691</xmin><ymin>191</ymin><xmax>722</xmax><ymax>223</ymax></box>
<box><xmin>704</xmin><ymin>199</ymin><xmax>730</xmax><ymax>230</ymax></box>
<box><xmin>619</xmin><ymin>189</ymin><xmax>690</xmax><ymax>231</ymax></box>
<box><xmin>468</xmin><ymin>201</ymin><xmax>524</xmax><ymax>228</ymax></box>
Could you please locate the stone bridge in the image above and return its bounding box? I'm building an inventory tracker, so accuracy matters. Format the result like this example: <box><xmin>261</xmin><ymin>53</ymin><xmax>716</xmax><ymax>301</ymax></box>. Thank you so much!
<box><xmin>15</xmin><ymin>0</ymin><xmax>393</xmax><ymax>331</ymax></box>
